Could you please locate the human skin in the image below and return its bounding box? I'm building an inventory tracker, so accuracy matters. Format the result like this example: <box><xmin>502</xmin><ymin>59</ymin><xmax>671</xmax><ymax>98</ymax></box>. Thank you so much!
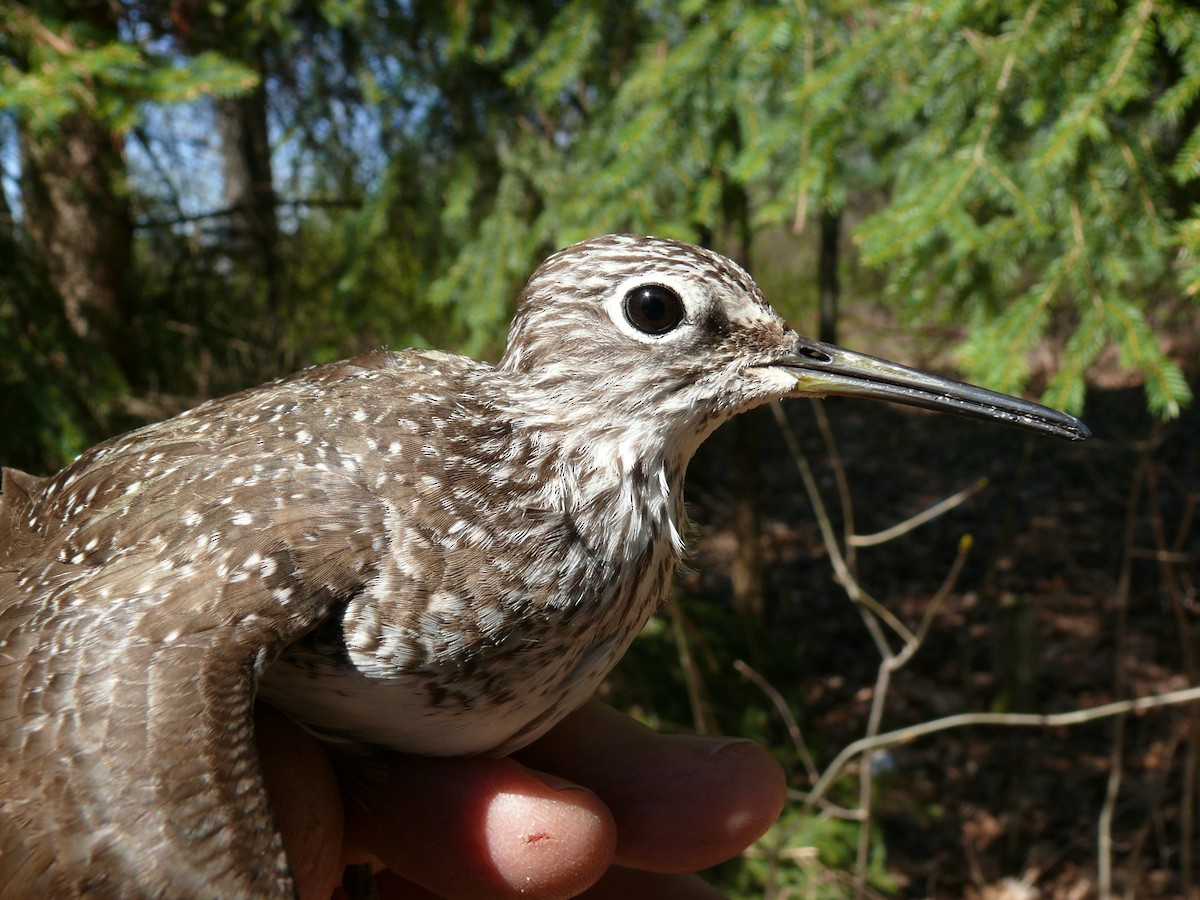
<box><xmin>255</xmin><ymin>700</ymin><xmax>787</xmax><ymax>899</ymax></box>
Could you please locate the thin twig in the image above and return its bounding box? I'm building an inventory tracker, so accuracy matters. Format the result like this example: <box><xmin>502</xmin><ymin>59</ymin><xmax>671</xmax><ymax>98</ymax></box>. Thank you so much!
<box><xmin>668</xmin><ymin>598</ymin><xmax>718</xmax><ymax>735</ymax></box>
<box><xmin>849</xmin><ymin>478</ymin><xmax>988</xmax><ymax>547</ymax></box>
<box><xmin>847</xmin><ymin>586</ymin><xmax>913</xmax><ymax>649</ymax></box>
<box><xmin>893</xmin><ymin>535</ymin><xmax>972</xmax><ymax>671</ymax></box>
<box><xmin>855</xmin><ymin>661</ymin><xmax>889</xmax><ymax>896</ymax></box>
<box><xmin>854</xmin><ymin>527</ymin><xmax>972</xmax><ymax>893</ymax></box>
<box><xmin>811</xmin><ymin>401</ymin><xmax>857</xmax><ymax>569</ymax></box>
<box><xmin>1142</xmin><ymin>425</ymin><xmax>1198</xmax><ymax>894</ymax></box>
<box><xmin>1098</xmin><ymin>713</ymin><xmax>1126</xmax><ymax>900</ymax></box>
<box><xmin>134</xmin><ymin>197</ymin><xmax>361</xmax><ymax>230</ymax></box>
<box><xmin>804</xmin><ymin>685</ymin><xmax>1200</xmax><ymax>811</ymax></box>
<box><xmin>1122</xmin><ymin>732</ymin><xmax>1181</xmax><ymax>897</ymax></box>
<box><xmin>785</xmin><ymin>788</ymin><xmax>864</xmax><ymax>821</ymax></box>
<box><xmin>772</xmin><ymin>399</ymin><xmax>978</xmax><ymax>897</ymax></box>
<box><xmin>769</xmin><ymin>402</ymin><xmax>904</xmax><ymax>652</ymax></box>
<box><xmin>1099</xmin><ymin>447</ymin><xmax>1144</xmax><ymax>897</ymax></box>
<box><xmin>1126</xmin><ymin>548</ymin><xmax>1195</xmax><ymax>563</ymax></box>
<box><xmin>735</xmin><ymin>659</ymin><xmax>821</xmax><ymax>785</ymax></box>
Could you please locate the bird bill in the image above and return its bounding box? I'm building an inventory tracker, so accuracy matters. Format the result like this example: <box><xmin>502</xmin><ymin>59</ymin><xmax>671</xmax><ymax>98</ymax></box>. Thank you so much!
<box><xmin>780</xmin><ymin>338</ymin><xmax>1091</xmax><ymax>441</ymax></box>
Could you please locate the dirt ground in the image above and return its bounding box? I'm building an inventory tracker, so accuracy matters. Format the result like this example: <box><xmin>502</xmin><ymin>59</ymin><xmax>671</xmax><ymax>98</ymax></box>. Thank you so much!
<box><xmin>672</xmin><ymin>375</ymin><xmax>1199</xmax><ymax>898</ymax></box>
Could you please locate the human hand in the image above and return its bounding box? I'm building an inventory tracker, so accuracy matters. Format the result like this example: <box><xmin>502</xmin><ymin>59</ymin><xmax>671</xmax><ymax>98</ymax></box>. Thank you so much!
<box><xmin>256</xmin><ymin>700</ymin><xmax>787</xmax><ymax>898</ymax></box>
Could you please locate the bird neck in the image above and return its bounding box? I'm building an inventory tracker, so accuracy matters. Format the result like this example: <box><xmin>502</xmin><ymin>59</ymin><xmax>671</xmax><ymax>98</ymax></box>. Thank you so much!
<box><xmin>492</xmin><ymin>386</ymin><xmax>692</xmax><ymax>576</ymax></box>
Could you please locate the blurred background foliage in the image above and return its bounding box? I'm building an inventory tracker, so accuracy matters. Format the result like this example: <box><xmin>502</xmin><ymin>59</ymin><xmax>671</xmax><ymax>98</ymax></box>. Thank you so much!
<box><xmin>3</xmin><ymin>0</ymin><xmax>1199</xmax><ymax>473</ymax></box>
<box><xmin>3</xmin><ymin>1</ymin><xmax>1200</xmax><ymax>895</ymax></box>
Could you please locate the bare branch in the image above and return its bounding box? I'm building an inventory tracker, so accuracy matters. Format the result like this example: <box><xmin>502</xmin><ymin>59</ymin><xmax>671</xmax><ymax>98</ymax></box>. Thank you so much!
<box><xmin>805</xmin><ymin>685</ymin><xmax>1200</xmax><ymax>810</ymax></box>
<box><xmin>735</xmin><ymin>659</ymin><xmax>820</xmax><ymax>785</ymax></box>
<box><xmin>769</xmin><ymin>401</ymin><xmax>905</xmax><ymax>653</ymax></box>
<box><xmin>849</xmin><ymin>478</ymin><xmax>988</xmax><ymax>547</ymax></box>
<box><xmin>893</xmin><ymin>535</ymin><xmax>972</xmax><ymax>670</ymax></box>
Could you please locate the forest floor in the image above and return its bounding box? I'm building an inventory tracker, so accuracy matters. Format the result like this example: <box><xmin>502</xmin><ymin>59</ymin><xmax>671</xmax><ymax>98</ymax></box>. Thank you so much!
<box><xmin>618</xmin><ymin>352</ymin><xmax>1199</xmax><ymax>898</ymax></box>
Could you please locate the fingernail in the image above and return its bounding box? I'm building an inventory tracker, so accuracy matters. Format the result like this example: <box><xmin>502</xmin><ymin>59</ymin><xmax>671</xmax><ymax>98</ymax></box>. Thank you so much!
<box><xmin>529</xmin><ymin>769</ymin><xmax>595</xmax><ymax>794</ymax></box>
<box><xmin>670</xmin><ymin>735</ymin><xmax>755</xmax><ymax>757</ymax></box>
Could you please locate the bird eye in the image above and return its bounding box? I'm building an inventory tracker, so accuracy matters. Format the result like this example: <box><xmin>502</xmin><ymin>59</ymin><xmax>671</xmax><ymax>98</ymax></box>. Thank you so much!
<box><xmin>623</xmin><ymin>285</ymin><xmax>684</xmax><ymax>335</ymax></box>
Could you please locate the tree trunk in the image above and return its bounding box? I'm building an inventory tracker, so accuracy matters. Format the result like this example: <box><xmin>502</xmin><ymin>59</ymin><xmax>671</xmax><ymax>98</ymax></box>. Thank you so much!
<box><xmin>818</xmin><ymin>207</ymin><xmax>841</xmax><ymax>345</ymax></box>
<box><xmin>0</xmin><ymin>174</ymin><xmax>13</xmax><ymax>242</ymax></box>
<box><xmin>723</xmin><ymin>181</ymin><xmax>765</xmax><ymax>620</ymax></box>
<box><xmin>727</xmin><ymin>422</ymin><xmax>765</xmax><ymax>619</ymax></box>
<box><xmin>991</xmin><ymin>592</ymin><xmax>1038</xmax><ymax>713</ymax></box>
<box><xmin>216</xmin><ymin>47</ymin><xmax>282</xmax><ymax>316</ymax></box>
<box><xmin>20</xmin><ymin>114</ymin><xmax>136</xmax><ymax>383</ymax></box>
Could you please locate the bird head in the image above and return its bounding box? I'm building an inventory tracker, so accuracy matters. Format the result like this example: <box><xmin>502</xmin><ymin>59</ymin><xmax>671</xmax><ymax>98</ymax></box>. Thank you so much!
<box><xmin>500</xmin><ymin>234</ymin><xmax>1089</xmax><ymax>453</ymax></box>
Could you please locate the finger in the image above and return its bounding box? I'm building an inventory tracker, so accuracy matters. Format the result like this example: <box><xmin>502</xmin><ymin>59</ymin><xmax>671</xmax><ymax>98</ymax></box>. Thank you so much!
<box><xmin>369</xmin><ymin>868</ymin><xmax>444</xmax><ymax>899</ymax></box>
<box><xmin>254</xmin><ymin>704</ymin><xmax>345</xmax><ymax>900</ymax></box>
<box><xmin>578</xmin><ymin>866</ymin><xmax>726</xmax><ymax>899</ymax></box>
<box><xmin>341</xmin><ymin>751</ymin><xmax>617</xmax><ymax>900</ymax></box>
<box><xmin>514</xmin><ymin>701</ymin><xmax>786</xmax><ymax>873</ymax></box>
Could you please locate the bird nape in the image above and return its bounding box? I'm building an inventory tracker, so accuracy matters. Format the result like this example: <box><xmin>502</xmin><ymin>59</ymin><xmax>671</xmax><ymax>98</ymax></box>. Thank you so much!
<box><xmin>0</xmin><ymin>234</ymin><xmax>1089</xmax><ymax>896</ymax></box>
